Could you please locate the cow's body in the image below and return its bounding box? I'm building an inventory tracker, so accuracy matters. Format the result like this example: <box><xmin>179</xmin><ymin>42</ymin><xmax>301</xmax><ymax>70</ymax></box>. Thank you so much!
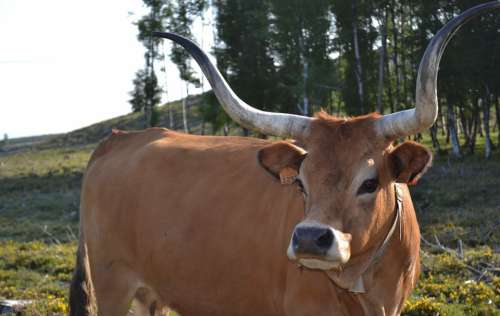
<box><xmin>78</xmin><ymin>126</ymin><xmax>419</xmax><ymax>316</ymax></box>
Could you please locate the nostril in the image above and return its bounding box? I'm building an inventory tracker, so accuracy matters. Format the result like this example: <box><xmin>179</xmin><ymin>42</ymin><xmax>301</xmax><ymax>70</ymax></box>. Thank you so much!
<box><xmin>315</xmin><ymin>229</ymin><xmax>334</xmax><ymax>249</ymax></box>
<box><xmin>292</xmin><ymin>230</ymin><xmax>299</xmax><ymax>249</ymax></box>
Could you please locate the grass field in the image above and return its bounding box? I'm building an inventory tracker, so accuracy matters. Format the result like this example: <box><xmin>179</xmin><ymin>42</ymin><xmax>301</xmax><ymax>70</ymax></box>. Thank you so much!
<box><xmin>0</xmin><ymin>112</ymin><xmax>499</xmax><ymax>315</ymax></box>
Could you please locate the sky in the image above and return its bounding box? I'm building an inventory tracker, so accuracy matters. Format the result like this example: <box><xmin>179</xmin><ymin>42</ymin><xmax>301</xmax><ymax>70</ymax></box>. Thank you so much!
<box><xmin>0</xmin><ymin>0</ymin><xmax>213</xmax><ymax>138</ymax></box>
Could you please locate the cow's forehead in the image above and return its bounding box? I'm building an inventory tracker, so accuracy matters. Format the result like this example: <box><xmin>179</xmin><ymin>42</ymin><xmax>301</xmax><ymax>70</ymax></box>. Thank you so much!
<box><xmin>305</xmin><ymin>112</ymin><xmax>388</xmax><ymax>170</ymax></box>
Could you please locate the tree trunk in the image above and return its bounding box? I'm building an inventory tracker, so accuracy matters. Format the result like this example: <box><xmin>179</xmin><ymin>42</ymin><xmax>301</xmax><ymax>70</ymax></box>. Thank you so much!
<box><xmin>440</xmin><ymin>112</ymin><xmax>446</xmax><ymax>136</ymax></box>
<box><xmin>145</xmin><ymin>23</ymin><xmax>155</xmax><ymax>129</ymax></box>
<box><xmin>458</xmin><ymin>105</ymin><xmax>470</xmax><ymax>148</ymax></box>
<box><xmin>447</xmin><ymin>103</ymin><xmax>462</xmax><ymax>158</ymax></box>
<box><xmin>162</xmin><ymin>41</ymin><xmax>174</xmax><ymax>130</ymax></box>
<box><xmin>144</xmin><ymin>62</ymin><xmax>153</xmax><ymax>128</ymax></box>
<box><xmin>483</xmin><ymin>85</ymin><xmax>492</xmax><ymax>159</ymax></box>
<box><xmin>429</xmin><ymin>123</ymin><xmax>441</xmax><ymax>152</ymax></box>
<box><xmin>169</xmin><ymin>104</ymin><xmax>174</xmax><ymax>129</ymax></box>
<box><xmin>376</xmin><ymin>7</ymin><xmax>388</xmax><ymax>114</ymax></box>
<box><xmin>445</xmin><ymin>107</ymin><xmax>450</xmax><ymax>145</ymax></box>
<box><xmin>493</xmin><ymin>96</ymin><xmax>498</xmax><ymax>133</ymax></box>
<box><xmin>352</xmin><ymin>0</ymin><xmax>364</xmax><ymax>114</ymax></box>
<box><xmin>408</xmin><ymin>4</ymin><xmax>417</xmax><ymax>105</ymax></box>
<box><xmin>468</xmin><ymin>103</ymin><xmax>480</xmax><ymax>154</ymax></box>
<box><xmin>182</xmin><ymin>84</ymin><xmax>190</xmax><ymax>134</ymax></box>
<box><xmin>495</xmin><ymin>96</ymin><xmax>500</xmax><ymax>146</ymax></box>
<box><xmin>477</xmin><ymin>97</ymin><xmax>484</xmax><ymax>138</ymax></box>
<box><xmin>386</xmin><ymin>59</ymin><xmax>394</xmax><ymax>114</ymax></box>
<box><xmin>399</xmin><ymin>3</ymin><xmax>407</xmax><ymax>106</ymax></box>
<box><xmin>145</xmin><ymin>103</ymin><xmax>152</xmax><ymax>128</ymax></box>
<box><xmin>298</xmin><ymin>29</ymin><xmax>309</xmax><ymax>116</ymax></box>
<box><xmin>390</xmin><ymin>2</ymin><xmax>401</xmax><ymax>111</ymax></box>
<box><xmin>413</xmin><ymin>133</ymin><xmax>422</xmax><ymax>142</ymax></box>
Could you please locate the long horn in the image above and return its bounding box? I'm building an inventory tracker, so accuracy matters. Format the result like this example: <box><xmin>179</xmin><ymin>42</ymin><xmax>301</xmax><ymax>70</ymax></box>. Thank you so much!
<box><xmin>376</xmin><ymin>1</ymin><xmax>500</xmax><ymax>138</ymax></box>
<box><xmin>153</xmin><ymin>32</ymin><xmax>311</xmax><ymax>139</ymax></box>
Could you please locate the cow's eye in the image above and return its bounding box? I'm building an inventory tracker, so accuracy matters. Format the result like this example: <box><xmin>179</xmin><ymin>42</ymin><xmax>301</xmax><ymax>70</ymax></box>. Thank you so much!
<box><xmin>295</xmin><ymin>179</ymin><xmax>307</xmax><ymax>196</ymax></box>
<box><xmin>357</xmin><ymin>178</ymin><xmax>379</xmax><ymax>195</ymax></box>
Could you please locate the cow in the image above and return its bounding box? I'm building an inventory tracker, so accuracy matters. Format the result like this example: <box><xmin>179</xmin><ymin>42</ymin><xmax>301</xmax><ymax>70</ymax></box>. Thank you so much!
<box><xmin>69</xmin><ymin>2</ymin><xmax>499</xmax><ymax>316</ymax></box>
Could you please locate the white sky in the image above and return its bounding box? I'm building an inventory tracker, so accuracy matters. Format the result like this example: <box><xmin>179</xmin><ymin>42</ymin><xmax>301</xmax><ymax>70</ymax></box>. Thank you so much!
<box><xmin>0</xmin><ymin>0</ymin><xmax>213</xmax><ymax>138</ymax></box>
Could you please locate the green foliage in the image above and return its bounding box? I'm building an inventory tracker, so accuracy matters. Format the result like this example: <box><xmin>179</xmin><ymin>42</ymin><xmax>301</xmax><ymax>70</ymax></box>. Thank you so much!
<box><xmin>129</xmin><ymin>0</ymin><xmax>172</xmax><ymax>127</ymax></box>
<box><xmin>271</xmin><ymin>0</ymin><xmax>336</xmax><ymax>115</ymax></box>
<box><xmin>331</xmin><ymin>0</ymin><xmax>378</xmax><ymax>114</ymax></box>
<box><xmin>130</xmin><ymin>69</ymin><xmax>162</xmax><ymax>117</ymax></box>
<box><xmin>403</xmin><ymin>297</ymin><xmax>447</xmax><ymax>316</ymax></box>
<box><xmin>402</xmin><ymin>249</ymin><xmax>500</xmax><ymax>315</ymax></box>
<box><xmin>0</xmin><ymin>241</ymin><xmax>75</xmax><ymax>315</ymax></box>
<box><xmin>169</xmin><ymin>0</ymin><xmax>206</xmax><ymax>86</ymax></box>
<box><xmin>209</xmin><ymin>0</ymin><xmax>281</xmax><ymax>133</ymax></box>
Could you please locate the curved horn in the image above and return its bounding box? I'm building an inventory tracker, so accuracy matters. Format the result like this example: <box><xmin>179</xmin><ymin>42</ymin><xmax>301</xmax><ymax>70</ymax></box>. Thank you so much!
<box><xmin>153</xmin><ymin>32</ymin><xmax>311</xmax><ymax>139</ymax></box>
<box><xmin>376</xmin><ymin>1</ymin><xmax>500</xmax><ymax>138</ymax></box>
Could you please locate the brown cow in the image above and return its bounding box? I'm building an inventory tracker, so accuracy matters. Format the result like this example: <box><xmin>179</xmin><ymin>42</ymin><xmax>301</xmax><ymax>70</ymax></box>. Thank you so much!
<box><xmin>69</xmin><ymin>3</ymin><xmax>499</xmax><ymax>316</ymax></box>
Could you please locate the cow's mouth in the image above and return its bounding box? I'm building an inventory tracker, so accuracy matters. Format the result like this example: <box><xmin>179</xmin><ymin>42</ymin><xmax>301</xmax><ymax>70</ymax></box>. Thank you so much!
<box><xmin>288</xmin><ymin>252</ymin><xmax>350</xmax><ymax>271</ymax></box>
<box><xmin>297</xmin><ymin>258</ymin><xmax>343</xmax><ymax>270</ymax></box>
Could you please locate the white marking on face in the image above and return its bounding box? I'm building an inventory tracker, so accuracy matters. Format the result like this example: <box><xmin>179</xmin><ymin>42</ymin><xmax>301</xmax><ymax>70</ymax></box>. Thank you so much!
<box><xmin>287</xmin><ymin>220</ymin><xmax>351</xmax><ymax>271</ymax></box>
<box><xmin>353</xmin><ymin>158</ymin><xmax>377</xmax><ymax>187</ymax></box>
<box><xmin>352</xmin><ymin>157</ymin><xmax>379</xmax><ymax>200</ymax></box>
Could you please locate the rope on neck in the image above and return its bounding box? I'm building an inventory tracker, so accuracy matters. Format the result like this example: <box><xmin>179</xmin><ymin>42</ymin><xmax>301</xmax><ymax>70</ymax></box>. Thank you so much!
<box><xmin>369</xmin><ymin>183</ymin><xmax>403</xmax><ymax>266</ymax></box>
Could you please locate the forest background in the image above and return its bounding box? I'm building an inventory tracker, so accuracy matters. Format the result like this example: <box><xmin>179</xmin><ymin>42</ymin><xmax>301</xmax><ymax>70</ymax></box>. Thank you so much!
<box><xmin>132</xmin><ymin>0</ymin><xmax>500</xmax><ymax>160</ymax></box>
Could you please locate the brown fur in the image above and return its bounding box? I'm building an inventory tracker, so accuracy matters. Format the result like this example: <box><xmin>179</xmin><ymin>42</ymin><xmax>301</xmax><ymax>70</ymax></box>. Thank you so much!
<box><xmin>70</xmin><ymin>112</ymin><xmax>430</xmax><ymax>316</ymax></box>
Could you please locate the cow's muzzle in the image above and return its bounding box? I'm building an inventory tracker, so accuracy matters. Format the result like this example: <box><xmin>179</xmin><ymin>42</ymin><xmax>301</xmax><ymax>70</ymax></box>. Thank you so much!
<box><xmin>292</xmin><ymin>226</ymin><xmax>334</xmax><ymax>256</ymax></box>
<box><xmin>287</xmin><ymin>221</ymin><xmax>351</xmax><ymax>270</ymax></box>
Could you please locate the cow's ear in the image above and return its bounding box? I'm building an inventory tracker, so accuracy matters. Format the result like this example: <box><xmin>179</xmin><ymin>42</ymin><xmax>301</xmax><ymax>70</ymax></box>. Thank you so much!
<box><xmin>388</xmin><ymin>141</ymin><xmax>432</xmax><ymax>185</ymax></box>
<box><xmin>258</xmin><ymin>142</ymin><xmax>307</xmax><ymax>184</ymax></box>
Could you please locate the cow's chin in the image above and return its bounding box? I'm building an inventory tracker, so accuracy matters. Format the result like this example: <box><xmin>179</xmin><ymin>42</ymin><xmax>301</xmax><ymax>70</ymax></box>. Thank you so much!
<box><xmin>287</xmin><ymin>248</ymin><xmax>351</xmax><ymax>271</ymax></box>
<box><xmin>297</xmin><ymin>258</ymin><xmax>342</xmax><ymax>270</ymax></box>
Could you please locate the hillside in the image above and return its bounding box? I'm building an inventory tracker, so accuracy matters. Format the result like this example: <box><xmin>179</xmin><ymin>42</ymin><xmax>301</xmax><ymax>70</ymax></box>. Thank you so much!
<box><xmin>0</xmin><ymin>94</ymin><xmax>218</xmax><ymax>155</ymax></box>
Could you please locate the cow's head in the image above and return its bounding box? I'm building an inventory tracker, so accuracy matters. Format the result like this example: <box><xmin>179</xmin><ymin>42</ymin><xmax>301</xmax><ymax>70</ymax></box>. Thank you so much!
<box><xmin>257</xmin><ymin>113</ymin><xmax>432</xmax><ymax>270</ymax></box>
<box><xmin>155</xmin><ymin>1</ymin><xmax>499</xmax><ymax>270</ymax></box>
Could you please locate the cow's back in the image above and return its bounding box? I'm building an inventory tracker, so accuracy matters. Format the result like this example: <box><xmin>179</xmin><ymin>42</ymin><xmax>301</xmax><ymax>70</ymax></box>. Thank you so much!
<box><xmin>80</xmin><ymin>128</ymin><xmax>309</xmax><ymax>315</ymax></box>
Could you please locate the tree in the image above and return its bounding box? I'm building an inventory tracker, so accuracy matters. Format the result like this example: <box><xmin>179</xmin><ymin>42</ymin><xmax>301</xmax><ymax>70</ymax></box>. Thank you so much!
<box><xmin>168</xmin><ymin>0</ymin><xmax>206</xmax><ymax>133</ymax></box>
<box><xmin>130</xmin><ymin>0</ymin><xmax>168</xmax><ymax>128</ymax></box>
<box><xmin>331</xmin><ymin>0</ymin><xmax>377</xmax><ymax>115</ymax></box>
<box><xmin>128</xmin><ymin>0</ymin><xmax>500</xmax><ymax>158</ymax></box>
<box><xmin>271</xmin><ymin>0</ymin><xmax>335</xmax><ymax>116</ymax></box>
<box><xmin>130</xmin><ymin>69</ymin><xmax>162</xmax><ymax>121</ymax></box>
<box><xmin>209</xmin><ymin>0</ymin><xmax>279</xmax><ymax>135</ymax></box>
<box><xmin>375</xmin><ymin>2</ymin><xmax>389</xmax><ymax>114</ymax></box>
